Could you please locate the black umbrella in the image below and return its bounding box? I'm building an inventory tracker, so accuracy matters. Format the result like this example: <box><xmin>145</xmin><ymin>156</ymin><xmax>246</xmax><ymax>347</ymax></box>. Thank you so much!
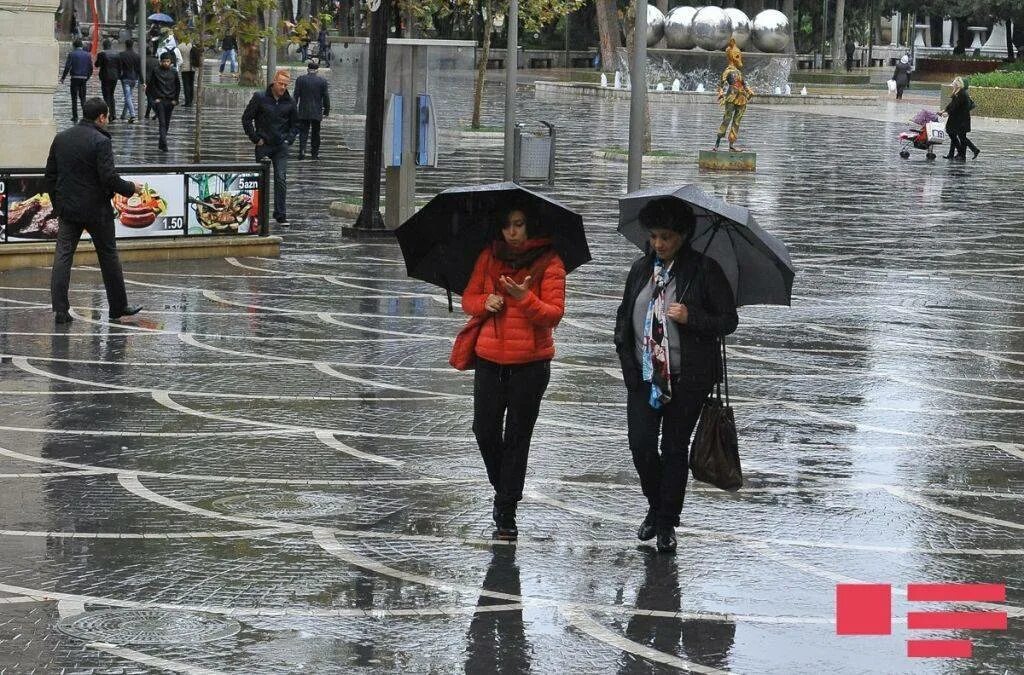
<box><xmin>395</xmin><ymin>182</ymin><xmax>592</xmax><ymax>310</ymax></box>
<box><xmin>618</xmin><ymin>184</ymin><xmax>795</xmax><ymax>307</ymax></box>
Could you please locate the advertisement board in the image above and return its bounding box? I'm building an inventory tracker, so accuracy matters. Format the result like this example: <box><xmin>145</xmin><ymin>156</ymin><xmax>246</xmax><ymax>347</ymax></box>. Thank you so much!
<box><xmin>2</xmin><ymin>174</ymin><xmax>61</xmax><ymax>242</ymax></box>
<box><xmin>0</xmin><ymin>163</ymin><xmax>267</xmax><ymax>244</ymax></box>
<box><xmin>186</xmin><ymin>171</ymin><xmax>260</xmax><ymax>236</ymax></box>
<box><xmin>113</xmin><ymin>173</ymin><xmax>186</xmax><ymax>238</ymax></box>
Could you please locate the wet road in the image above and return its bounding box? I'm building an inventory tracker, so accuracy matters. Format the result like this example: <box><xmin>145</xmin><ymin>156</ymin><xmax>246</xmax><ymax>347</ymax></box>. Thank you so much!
<box><xmin>1</xmin><ymin>62</ymin><xmax>1023</xmax><ymax>673</ymax></box>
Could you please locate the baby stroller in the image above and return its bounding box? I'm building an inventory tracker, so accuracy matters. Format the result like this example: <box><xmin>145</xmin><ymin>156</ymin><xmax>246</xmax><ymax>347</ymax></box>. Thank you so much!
<box><xmin>899</xmin><ymin>109</ymin><xmax>945</xmax><ymax>160</ymax></box>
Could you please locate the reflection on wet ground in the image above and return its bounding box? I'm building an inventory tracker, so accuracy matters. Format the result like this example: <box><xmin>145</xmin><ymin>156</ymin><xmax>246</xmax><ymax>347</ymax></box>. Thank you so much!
<box><xmin>0</xmin><ymin>62</ymin><xmax>1022</xmax><ymax>673</ymax></box>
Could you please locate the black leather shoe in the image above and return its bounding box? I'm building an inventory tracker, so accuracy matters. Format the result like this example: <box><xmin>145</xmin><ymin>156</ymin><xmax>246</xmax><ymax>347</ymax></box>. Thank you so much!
<box><xmin>54</xmin><ymin>311</ymin><xmax>73</xmax><ymax>324</ymax></box>
<box><xmin>110</xmin><ymin>305</ymin><xmax>142</xmax><ymax>320</ymax></box>
<box><xmin>656</xmin><ymin>527</ymin><xmax>676</xmax><ymax>553</ymax></box>
<box><xmin>297</xmin><ymin>153</ymin><xmax>305</xmax><ymax>160</ymax></box>
<box><xmin>637</xmin><ymin>518</ymin><xmax>656</xmax><ymax>541</ymax></box>
<box><xmin>972</xmin><ymin>148</ymin><xmax>980</xmax><ymax>159</ymax></box>
<box><xmin>494</xmin><ymin>518</ymin><xmax>518</xmax><ymax>540</ymax></box>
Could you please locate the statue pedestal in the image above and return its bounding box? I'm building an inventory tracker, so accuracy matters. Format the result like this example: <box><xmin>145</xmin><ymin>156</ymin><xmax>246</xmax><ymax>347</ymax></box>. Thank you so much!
<box><xmin>698</xmin><ymin>150</ymin><xmax>756</xmax><ymax>171</ymax></box>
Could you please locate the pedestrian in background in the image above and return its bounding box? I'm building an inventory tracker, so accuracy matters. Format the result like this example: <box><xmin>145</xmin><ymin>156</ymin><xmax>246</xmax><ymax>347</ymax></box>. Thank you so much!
<box><xmin>614</xmin><ymin>198</ymin><xmax>737</xmax><ymax>554</ymax></box>
<box><xmin>844</xmin><ymin>38</ymin><xmax>855</xmax><ymax>71</ymax></box>
<box><xmin>460</xmin><ymin>207</ymin><xmax>566</xmax><ymax>540</ymax></box>
<box><xmin>242</xmin><ymin>69</ymin><xmax>299</xmax><ymax>225</ymax></box>
<box><xmin>179</xmin><ymin>38</ymin><xmax>195</xmax><ymax>106</ymax></box>
<box><xmin>60</xmin><ymin>39</ymin><xmax>92</xmax><ymax>122</ymax></box>
<box><xmin>146</xmin><ymin>51</ymin><xmax>180</xmax><ymax>152</ymax></box>
<box><xmin>95</xmin><ymin>39</ymin><xmax>122</xmax><ymax>123</ymax></box>
<box><xmin>118</xmin><ymin>39</ymin><xmax>141</xmax><ymax>123</ymax></box>
<box><xmin>892</xmin><ymin>54</ymin><xmax>912</xmax><ymax>100</ymax></box>
<box><xmin>219</xmin><ymin>33</ymin><xmax>238</xmax><ymax>73</ymax></box>
<box><xmin>941</xmin><ymin>76</ymin><xmax>980</xmax><ymax>160</ymax></box>
<box><xmin>143</xmin><ymin>46</ymin><xmax>159</xmax><ymax>120</ymax></box>
<box><xmin>44</xmin><ymin>98</ymin><xmax>142</xmax><ymax>324</ymax></box>
<box><xmin>318</xmin><ymin>26</ymin><xmax>332</xmax><ymax>67</ymax></box>
<box><xmin>293</xmin><ymin>59</ymin><xmax>330</xmax><ymax>160</ymax></box>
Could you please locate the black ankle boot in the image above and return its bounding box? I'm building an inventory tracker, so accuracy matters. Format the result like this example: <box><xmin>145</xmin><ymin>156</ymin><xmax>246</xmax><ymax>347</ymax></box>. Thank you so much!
<box><xmin>493</xmin><ymin>503</ymin><xmax>518</xmax><ymax>540</ymax></box>
<box><xmin>637</xmin><ymin>509</ymin><xmax>657</xmax><ymax>541</ymax></box>
<box><xmin>656</xmin><ymin>526</ymin><xmax>676</xmax><ymax>553</ymax></box>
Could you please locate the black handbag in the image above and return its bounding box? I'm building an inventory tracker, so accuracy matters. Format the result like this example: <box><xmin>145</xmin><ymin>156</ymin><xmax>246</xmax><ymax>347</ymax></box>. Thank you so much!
<box><xmin>690</xmin><ymin>336</ymin><xmax>742</xmax><ymax>491</ymax></box>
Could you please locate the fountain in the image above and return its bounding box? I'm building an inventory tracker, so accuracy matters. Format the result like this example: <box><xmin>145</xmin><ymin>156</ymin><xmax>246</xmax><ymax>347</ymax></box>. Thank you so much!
<box><xmin>600</xmin><ymin>73</ymin><xmax>608</xmax><ymax>87</ymax></box>
<box><xmin>672</xmin><ymin>78</ymin><xmax>681</xmax><ymax>91</ymax></box>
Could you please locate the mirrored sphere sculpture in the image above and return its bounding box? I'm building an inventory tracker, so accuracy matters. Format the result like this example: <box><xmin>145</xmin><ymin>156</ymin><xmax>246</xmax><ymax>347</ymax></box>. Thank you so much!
<box><xmin>692</xmin><ymin>6</ymin><xmax>733</xmax><ymax>51</ymax></box>
<box><xmin>646</xmin><ymin>4</ymin><xmax>666</xmax><ymax>47</ymax></box>
<box><xmin>724</xmin><ymin>8</ymin><xmax>751</xmax><ymax>49</ymax></box>
<box><xmin>751</xmin><ymin>9</ymin><xmax>790</xmax><ymax>53</ymax></box>
<box><xmin>664</xmin><ymin>6</ymin><xmax>697</xmax><ymax>49</ymax></box>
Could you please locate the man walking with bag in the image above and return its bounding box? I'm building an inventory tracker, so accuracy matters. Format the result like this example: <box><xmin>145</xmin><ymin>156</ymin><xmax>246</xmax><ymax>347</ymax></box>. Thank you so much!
<box><xmin>95</xmin><ymin>39</ymin><xmax>122</xmax><ymax>123</ymax></box>
<box><xmin>293</xmin><ymin>59</ymin><xmax>330</xmax><ymax>160</ymax></box>
<box><xmin>242</xmin><ymin>69</ymin><xmax>299</xmax><ymax>225</ymax></box>
<box><xmin>44</xmin><ymin>98</ymin><xmax>142</xmax><ymax>324</ymax></box>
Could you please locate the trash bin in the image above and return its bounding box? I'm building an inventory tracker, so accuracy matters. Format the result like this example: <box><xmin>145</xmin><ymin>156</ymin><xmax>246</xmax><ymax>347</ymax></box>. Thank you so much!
<box><xmin>513</xmin><ymin>121</ymin><xmax>555</xmax><ymax>185</ymax></box>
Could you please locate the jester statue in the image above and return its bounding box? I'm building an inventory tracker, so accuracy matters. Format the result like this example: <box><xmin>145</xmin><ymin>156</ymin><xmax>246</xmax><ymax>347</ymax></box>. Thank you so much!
<box><xmin>714</xmin><ymin>38</ymin><xmax>754</xmax><ymax>152</ymax></box>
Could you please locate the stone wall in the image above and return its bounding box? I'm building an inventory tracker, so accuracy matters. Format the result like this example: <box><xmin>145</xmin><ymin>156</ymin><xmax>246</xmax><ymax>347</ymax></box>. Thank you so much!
<box><xmin>0</xmin><ymin>0</ymin><xmax>59</xmax><ymax>166</ymax></box>
<box><xmin>940</xmin><ymin>85</ymin><xmax>1024</xmax><ymax>120</ymax></box>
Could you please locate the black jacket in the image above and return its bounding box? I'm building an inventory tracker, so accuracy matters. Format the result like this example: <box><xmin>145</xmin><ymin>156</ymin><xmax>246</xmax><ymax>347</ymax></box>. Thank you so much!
<box><xmin>892</xmin><ymin>62</ymin><xmax>912</xmax><ymax>87</ymax></box>
<box><xmin>242</xmin><ymin>87</ymin><xmax>299</xmax><ymax>146</ymax></box>
<box><xmin>118</xmin><ymin>48</ymin><xmax>142</xmax><ymax>81</ymax></box>
<box><xmin>95</xmin><ymin>48</ymin><xmax>121</xmax><ymax>81</ymax></box>
<box><xmin>944</xmin><ymin>89</ymin><xmax>972</xmax><ymax>134</ymax></box>
<box><xmin>147</xmin><ymin>64</ymin><xmax>181</xmax><ymax>102</ymax></box>
<box><xmin>43</xmin><ymin>121</ymin><xmax>135</xmax><ymax>224</ymax></box>
<box><xmin>614</xmin><ymin>250</ymin><xmax>738</xmax><ymax>392</ymax></box>
<box><xmin>221</xmin><ymin>35</ymin><xmax>238</xmax><ymax>51</ymax></box>
<box><xmin>293</xmin><ymin>72</ymin><xmax>331</xmax><ymax>120</ymax></box>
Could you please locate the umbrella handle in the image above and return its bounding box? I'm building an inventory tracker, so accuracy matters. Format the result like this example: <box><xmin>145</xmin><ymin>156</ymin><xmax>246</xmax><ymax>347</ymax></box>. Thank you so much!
<box><xmin>442</xmin><ymin>274</ymin><xmax>453</xmax><ymax>313</ymax></box>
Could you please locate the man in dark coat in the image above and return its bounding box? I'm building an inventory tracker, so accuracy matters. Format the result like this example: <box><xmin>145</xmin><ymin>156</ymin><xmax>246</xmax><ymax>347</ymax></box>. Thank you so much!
<box><xmin>146</xmin><ymin>51</ymin><xmax>181</xmax><ymax>152</ymax></box>
<box><xmin>118</xmin><ymin>39</ymin><xmax>142</xmax><ymax>122</ymax></box>
<box><xmin>293</xmin><ymin>59</ymin><xmax>331</xmax><ymax>160</ymax></box>
<box><xmin>60</xmin><ymin>39</ymin><xmax>92</xmax><ymax>122</ymax></box>
<box><xmin>44</xmin><ymin>98</ymin><xmax>142</xmax><ymax>324</ymax></box>
<box><xmin>844</xmin><ymin>38</ymin><xmax>855</xmax><ymax>71</ymax></box>
<box><xmin>892</xmin><ymin>54</ymin><xmax>912</xmax><ymax>100</ymax></box>
<box><xmin>95</xmin><ymin>39</ymin><xmax>122</xmax><ymax>123</ymax></box>
<box><xmin>242</xmin><ymin>69</ymin><xmax>299</xmax><ymax>225</ymax></box>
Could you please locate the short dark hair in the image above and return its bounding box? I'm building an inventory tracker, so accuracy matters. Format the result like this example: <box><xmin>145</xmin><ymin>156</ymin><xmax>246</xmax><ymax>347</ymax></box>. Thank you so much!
<box><xmin>125</xmin><ymin>38</ymin><xmax>134</xmax><ymax>49</ymax></box>
<box><xmin>638</xmin><ymin>197</ymin><xmax>696</xmax><ymax>239</ymax></box>
<box><xmin>103</xmin><ymin>38</ymin><xmax>111</xmax><ymax>49</ymax></box>
<box><xmin>83</xmin><ymin>98</ymin><xmax>108</xmax><ymax>121</ymax></box>
<box><xmin>72</xmin><ymin>39</ymin><xmax>83</xmax><ymax>49</ymax></box>
<box><xmin>159</xmin><ymin>50</ymin><xmax>175</xmax><ymax>62</ymax></box>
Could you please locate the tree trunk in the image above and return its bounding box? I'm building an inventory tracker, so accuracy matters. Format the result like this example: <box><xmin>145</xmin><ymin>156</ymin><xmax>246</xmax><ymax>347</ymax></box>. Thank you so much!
<box><xmin>471</xmin><ymin>0</ymin><xmax>492</xmax><ymax>129</ymax></box>
<box><xmin>782</xmin><ymin>0</ymin><xmax>795</xmax><ymax>53</ymax></box>
<box><xmin>239</xmin><ymin>40</ymin><xmax>263</xmax><ymax>86</ymax></box>
<box><xmin>1007</xmin><ymin>18</ymin><xmax>1015</xmax><ymax>61</ymax></box>
<box><xmin>831</xmin><ymin>0</ymin><xmax>845</xmax><ymax>72</ymax></box>
<box><xmin>594</xmin><ymin>0</ymin><xmax>618</xmax><ymax>72</ymax></box>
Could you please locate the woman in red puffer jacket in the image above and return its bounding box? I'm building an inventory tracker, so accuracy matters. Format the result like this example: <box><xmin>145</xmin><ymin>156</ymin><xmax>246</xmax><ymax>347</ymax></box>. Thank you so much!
<box><xmin>461</xmin><ymin>207</ymin><xmax>566</xmax><ymax>540</ymax></box>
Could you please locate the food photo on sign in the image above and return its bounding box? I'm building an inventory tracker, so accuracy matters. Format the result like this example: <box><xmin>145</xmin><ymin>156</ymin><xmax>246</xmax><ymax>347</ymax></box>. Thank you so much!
<box><xmin>186</xmin><ymin>172</ymin><xmax>260</xmax><ymax>236</ymax></box>
<box><xmin>113</xmin><ymin>174</ymin><xmax>186</xmax><ymax>238</ymax></box>
<box><xmin>4</xmin><ymin>175</ymin><xmax>60</xmax><ymax>241</ymax></box>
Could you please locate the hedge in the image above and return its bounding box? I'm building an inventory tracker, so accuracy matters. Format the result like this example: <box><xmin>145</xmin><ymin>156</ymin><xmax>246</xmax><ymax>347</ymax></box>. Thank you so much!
<box><xmin>969</xmin><ymin>70</ymin><xmax>1024</xmax><ymax>89</ymax></box>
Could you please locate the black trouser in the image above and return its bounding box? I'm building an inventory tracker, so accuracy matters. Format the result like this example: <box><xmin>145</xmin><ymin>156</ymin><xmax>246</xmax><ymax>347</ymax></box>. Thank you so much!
<box><xmin>51</xmin><ymin>217</ymin><xmax>128</xmax><ymax>315</ymax></box>
<box><xmin>182</xmin><ymin>71</ymin><xmax>195</xmax><ymax>106</ymax></box>
<box><xmin>100</xmin><ymin>79</ymin><xmax>118</xmax><ymax>118</ymax></box>
<box><xmin>298</xmin><ymin>119</ymin><xmax>321</xmax><ymax>157</ymax></box>
<box><xmin>627</xmin><ymin>384</ymin><xmax>709</xmax><ymax>528</ymax></box>
<box><xmin>69</xmin><ymin>78</ymin><xmax>87</xmax><ymax>119</ymax></box>
<box><xmin>145</xmin><ymin>92</ymin><xmax>154</xmax><ymax>118</ymax></box>
<box><xmin>256</xmin><ymin>142</ymin><xmax>289</xmax><ymax>220</ymax></box>
<box><xmin>155</xmin><ymin>100</ymin><xmax>174</xmax><ymax>148</ymax></box>
<box><xmin>948</xmin><ymin>131</ymin><xmax>978</xmax><ymax>158</ymax></box>
<box><xmin>473</xmin><ymin>358</ymin><xmax>551</xmax><ymax>511</ymax></box>
<box><xmin>896</xmin><ymin>84</ymin><xmax>905</xmax><ymax>100</ymax></box>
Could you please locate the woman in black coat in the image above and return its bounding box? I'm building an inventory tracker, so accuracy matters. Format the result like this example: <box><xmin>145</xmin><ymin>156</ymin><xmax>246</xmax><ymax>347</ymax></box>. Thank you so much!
<box><xmin>614</xmin><ymin>198</ymin><xmax>738</xmax><ymax>553</ymax></box>
<box><xmin>892</xmin><ymin>55</ymin><xmax>912</xmax><ymax>99</ymax></box>
<box><xmin>941</xmin><ymin>76</ymin><xmax>980</xmax><ymax>160</ymax></box>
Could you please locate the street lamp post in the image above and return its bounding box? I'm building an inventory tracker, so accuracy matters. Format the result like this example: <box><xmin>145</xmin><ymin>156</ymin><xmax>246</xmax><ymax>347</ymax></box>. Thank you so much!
<box><xmin>137</xmin><ymin>0</ymin><xmax>145</xmax><ymax>116</ymax></box>
<box><xmin>626</xmin><ymin>0</ymin><xmax>646</xmax><ymax>192</ymax></box>
<box><xmin>503</xmin><ymin>0</ymin><xmax>518</xmax><ymax>181</ymax></box>
<box><xmin>350</xmin><ymin>0</ymin><xmax>390</xmax><ymax>235</ymax></box>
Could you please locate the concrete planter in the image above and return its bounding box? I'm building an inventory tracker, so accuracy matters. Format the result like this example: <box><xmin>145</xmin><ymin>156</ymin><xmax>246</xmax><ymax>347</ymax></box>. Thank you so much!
<box><xmin>940</xmin><ymin>85</ymin><xmax>1024</xmax><ymax>120</ymax></box>
<box><xmin>201</xmin><ymin>84</ymin><xmax>260</xmax><ymax>108</ymax></box>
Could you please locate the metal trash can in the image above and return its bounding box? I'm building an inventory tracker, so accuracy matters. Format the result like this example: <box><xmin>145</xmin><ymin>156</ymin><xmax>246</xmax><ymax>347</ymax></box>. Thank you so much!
<box><xmin>513</xmin><ymin>121</ymin><xmax>555</xmax><ymax>185</ymax></box>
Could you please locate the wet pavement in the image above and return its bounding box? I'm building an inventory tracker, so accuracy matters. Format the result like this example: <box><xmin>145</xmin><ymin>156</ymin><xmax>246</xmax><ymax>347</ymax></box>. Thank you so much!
<box><xmin>1</xmin><ymin>62</ymin><xmax>1023</xmax><ymax>673</ymax></box>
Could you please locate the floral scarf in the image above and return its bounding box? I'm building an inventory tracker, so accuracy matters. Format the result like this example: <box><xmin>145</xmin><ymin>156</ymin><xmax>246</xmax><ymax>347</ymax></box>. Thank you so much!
<box><xmin>642</xmin><ymin>258</ymin><xmax>674</xmax><ymax>409</ymax></box>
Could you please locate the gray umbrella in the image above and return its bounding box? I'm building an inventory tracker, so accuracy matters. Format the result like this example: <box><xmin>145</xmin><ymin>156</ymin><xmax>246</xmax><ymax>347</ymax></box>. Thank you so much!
<box><xmin>618</xmin><ymin>184</ymin><xmax>795</xmax><ymax>307</ymax></box>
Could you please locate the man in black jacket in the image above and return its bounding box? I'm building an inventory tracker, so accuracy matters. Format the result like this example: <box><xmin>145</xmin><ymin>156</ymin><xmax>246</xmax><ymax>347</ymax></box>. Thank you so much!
<box><xmin>95</xmin><ymin>39</ymin><xmax>122</xmax><ymax>123</ymax></box>
<box><xmin>60</xmin><ymin>39</ymin><xmax>92</xmax><ymax>122</ymax></box>
<box><xmin>44</xmin><ymin>98</ymin><xmax>142</xmax><ymax>324</ymax></box>
<box><xmin>118</xmin><ymin>39</ymin><xmax>142</xmax><ymax>122</ymax></box>
<box><xmin>242</xmin><ymin>70</ymin><xmax>299</xmax><ymax>225</ymax></box>
<box><xmin>146</xmin><ymin>51</ymin><xmax>181</xmax><ymax>152</ymax></box>
<box><xmin>293</xmin><ymin>59</ymin><xmax>331</xmax><ymax>160</ymax></box>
